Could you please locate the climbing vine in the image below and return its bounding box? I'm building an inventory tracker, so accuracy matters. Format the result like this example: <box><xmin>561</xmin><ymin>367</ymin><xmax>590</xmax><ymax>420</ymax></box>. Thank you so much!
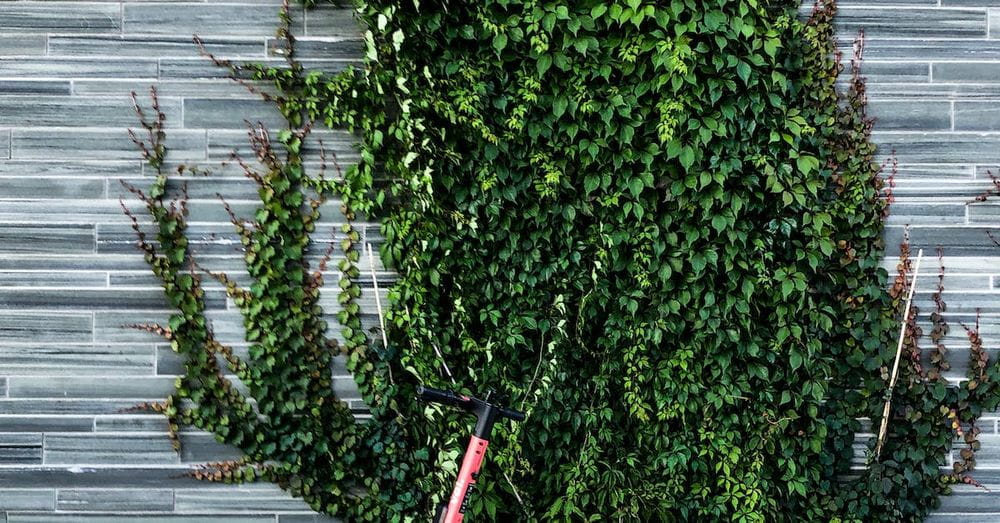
<box><xmin>121</xmin><ymin>0</ymin><xmax>1000</xmax><ymax>520</ymax></box>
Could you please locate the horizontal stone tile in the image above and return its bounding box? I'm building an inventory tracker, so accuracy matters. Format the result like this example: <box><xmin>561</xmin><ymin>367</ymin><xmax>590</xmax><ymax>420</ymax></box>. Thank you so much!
<box><xmin>49</xmin><ymin>35</ymin><xmax>266</xmax><ymax>58</ymax></box>
<box><xmin>73</xmin><ymin>79</ymin><xmax>271</xmax><ymax>98</ymax></box>
<box><xmin>159</xmin><ymin>58</ymin><xmax>351</xmax><ymax>80</ymax></box>
<box><xmin>267</xmin><ymin>37</ymin><xmax>362</xmax><ymax>60</ymax></box>
<box><xmin>207</xmin><ymin>128</ymin><xmax>357</xmax><ymax>162</ymax></box>
<box><xmin>0</xmin><ymin>225</ymin><xmax>94</xmax><ymax>255</ymax></box>
<box><xmin>905</xmin><ymin>272</ymin><xmax>991</xmax><ymax>292</ymax></box>
<box><xmin>0</xmin><ymin>3</ymin><xmax>121</xmax><ymax>33</ymax></box>
<box><xmin>6</xmin><ymin>376</ymin><xmax>177</xmax><ymax>399</ymax></box>
<box><xmin>332</xmin><ymin>377</ymin><xmax>360</xmax><ymax>400</ymax></box>
<box><xmin>841</xmin><ymin>38</ymin><xmax>1000</xmax><ymax>61</ymax></box>
<box><xmin>177</xmin><ymin>432</ymin><xmax>243</xmax><ymax>463</ymax></box>
<box><xmin>993</xmin><ymin>8</ymin><xmax>1000</xmax><ymax>38</ymax></box>
<box><xmin>0</xmin><ymin>35</ymin><xmax>47</xmax><ymax>57</ymax></box>
<box><xmin>0</xmin><ymin>400</ymin><xmax>152</xmax><ymax>416</ymax></box>
<box><xmin>0</xmin><ymin>254</ymin><xmax>205</xmax><ymax>273</ymax></box>
<box><xmin>0</xmin><ymin>344</ymin><xmax>155</xmax><ymax>376</ymax></box>
<box><xmin>838</xmin><ymin>0</ymin><xmax>936</xmax><ymax>4</ymax></box>
<box><xmin>956</xmin><ymin>102</ymin><xmax>1000</xmax><ymax>132</ymax></box>
<box><xmin>111</xmin><ymin>176</ymin><xmax>264</xmax><ymax>200</ymax></box>
<box><xmin>156</xmin><ymin>343</ymin><xmax>253</xmax><ymax>375</ymax></box>
<box><xmin>0</xmin><ymin>489</ymin><xmax>54</xmax><ymax>511</ymax></box>
<box><xmin>92</xmin><ymin>311</ymin><xmax>172</xmax><ymax>343</ymax></box>
<box><xmin>0</xmin><ymin>81</ymin><xmax>72</xmax><ymax>96</ymax></box>
<box><xmin>153</xmin><ymin>160</ymin><xmax>341</xmax><ymax>178</ymax></box>
<box><xmin>0</xmin><ymin>434</ymin><xmax>42</xmax><ymax>465</ymax></box>
<box><xmin>174</xmin><ymin>485</ymin><xmax>309</xmax><ymax>512</ymax></box>
<box><xmin>869</xmin><ymin>83</ymin><xmax>1000</xmax><ymax>101</ymax></box>
<box><xmin>183</xmin><ymin>98</ymin><xmax>283</xmax><ymax>129</ymax></box>
<box><xmin>44</xmin><ymin>433</ymin><xmax>178</xmax><ymax>464</ymax></box>
<box><xmin>0</xmin><ymin>59</ymin><xmax>157</xmax><ymax>80</ymax></box>
<box><xmin>969</xmin><ymin>202</ymin><xmax>1000</xmax><ymax>222</ymax></box>
<box><xmin>0</xmin><ymin>161</ymin><xmax>141</xmax><ymax>179</ymax></box>
<box><xmin>96</xmin><ymin>232</ymin><xmax>238</xmax><ymax>258</ymax></box>
<box><xmin>124</xmin><ymin>3</ymin><xmax>303</xmax><ymax>36</ymax></box>
<box><xmin>875</xmin><ymin>132</ymin><xmax>1000</xmax><ymax>164</ymax></box>
<box><xmin>951</xmin><ymin>434</ymin><xmax>1000</xmax><ymax>467</ymax></box>
<box><xmin>842</xmin><ymin>62</ymin><xmax>930</xmax><ymax>84</ymax></box>
<box><xmin>891</xmin><ymin>181</ymin><xmax>988</xmax><ymax>199</ymax></box>
<box><xmin>0</xmin><ymin>312</ymin><xmax>92</xmax><ymax>343</ymax></box>
<box><xmin>11</xmin><ymin>129</ymin><xmax>206</xmax><ymax>161</ymax></box>
<box><xmin>7</xmin><ymin>514</ymin><xmax>277</xmax><ymax>523</ymax></box>
<box><xmin>886</xmin><ymin>225</ymin><xmax>1000</xmax><ymax>255</ymax></box>
<box><xmin>835</xmin><ymin>7</ymin><xmax>988</xmax><ymax>38</ymax></box>
<box><xmin>56</xmin><ymin>489</ymin><xmax>173</xmax><ymax>512</ymax></box>
<box><xmin>944</xmin><ymin>1</ymin><xmax>1000</xmax><ymax>6</ymax></box>
<box><xmin>112</xmin><ymin>269</ymin><xmax>254</xmax><ymax>289</ymax></box>
<box><xmin>0</xmin><ymin>271</ymin><xmax>106</xmax><ymax>288</ymax></box>
<box><xmin>926</xmin><ymin>513</ymin><xmax>1000</xmax><ymax>522</ymax></box>
<box><xmin>303</xmin><ymin>6</ymin><xmax>360</xmax><ymax>37</ymax></box>
<box><xmin>978</xmin><ymin>165</ymin><xmax>1000</xmax><ymax>178</ymax></box>
<box><xmin>0</xmin><ymin>96</ymin><xmax>182</xmax><ymax>129</ymax></box>
<box><xmin>885</xmin><ymin>202</ymin><xmax>966</xmax><ymax>225</ymax></box>
<box><xmin>0</xmin><ymin>466</ymin><xmax>266</xmax><ymax>489</ymax></box>
<box><xmin>868</xmin><ymin>100</ymin><xmax>951</xmax><ymax>131</ymax></box>
<box><xmin>937</xmin><ymin>486</ymin><xmax>1000</xmax><ymax>514</ymax></box>
<box><xmin>882</xmin><ymin>163</ymin><xmax>976</xmax><ymax>183</ymax></box>
<box><xmin>934</xmin><ymin>63</ymin><xmax>1000</xmax><ymax>83</ymax></box>
<box><xmin>0</xmin><ymin>288</ymin><xmax>189</xmax><ymax>311</ymax></box>
<box><xmin>0</xmin><ymin>178</ymin><xmax>105</xmax><ymax>200</ymax></box>
<box><xmin>93</xmin><ymin>415</ymin><xmax>168</xmax><ymax>432</ymax></box>
<box><xmin>0</xmin><ymin>201</ymin><xmax>148</xmax><ymax>225</ymax></box>
<box><xmin>97</xmin><ymin>224</ymin><xmax>344</xmax><ymax>262</ymax></box>
<box><xmin>0</xmin><ymin>416</ymin><xmax>93</xmax><ymax>433</ymax></box>
<box><xmin>911</xmin><ymin>307</ymin><xmax>1000</xmax><ymax>327</ymax></box>
<box><xmin>98</xmin><ymin>199</ymin><xmax>344</xmax><ymax>228</ymax></box>
<box><xmin>911</xmin><ymin>290</ymin><xmax>1000</xmax><ymax>314</ymax></box>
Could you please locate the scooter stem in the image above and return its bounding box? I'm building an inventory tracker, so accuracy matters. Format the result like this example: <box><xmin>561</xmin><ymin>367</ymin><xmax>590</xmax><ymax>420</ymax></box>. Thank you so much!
<box><xmin>444</xmin><ymin>435</ymin><xmax>489</xmax><ymax>523</ymax></box>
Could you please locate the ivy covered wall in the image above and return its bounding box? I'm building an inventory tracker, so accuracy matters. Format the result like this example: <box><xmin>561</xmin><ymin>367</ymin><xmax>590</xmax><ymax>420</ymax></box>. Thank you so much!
<box><xmin>1</xmin><ymin>0</ymin><xmax>1000</xmax><ymax>521</ymax></box>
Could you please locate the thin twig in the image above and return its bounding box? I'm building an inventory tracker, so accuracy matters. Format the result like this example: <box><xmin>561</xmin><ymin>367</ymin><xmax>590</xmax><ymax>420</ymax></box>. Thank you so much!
<box><xmin>875</xmin><ymin>248</ymin><xmax>923</xmax><ymax>460</ymax></box>
<box><xmin>366</xmin><ymin>243</ymin><xmax>389</xmax><ymax>351</ymax></box>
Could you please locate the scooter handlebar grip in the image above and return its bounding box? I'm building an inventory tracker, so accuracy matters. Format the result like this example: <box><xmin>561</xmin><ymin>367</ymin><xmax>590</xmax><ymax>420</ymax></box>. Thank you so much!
<box><xmin>417</xmin><ymin>385</ymin><xmax>464</xmax><ymax>406</ymax></box>
<box><xmin>501</xmin><ymin>407</ymin><xmax>525</xmax><ymax>422</ymax></box>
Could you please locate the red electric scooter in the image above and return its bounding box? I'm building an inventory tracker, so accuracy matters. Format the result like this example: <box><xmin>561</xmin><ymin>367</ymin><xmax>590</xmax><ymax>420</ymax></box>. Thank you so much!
<box><xmin>417</xmin><ymin>386</ymin><xmax>525</xmax><ymax>522</ymax></box>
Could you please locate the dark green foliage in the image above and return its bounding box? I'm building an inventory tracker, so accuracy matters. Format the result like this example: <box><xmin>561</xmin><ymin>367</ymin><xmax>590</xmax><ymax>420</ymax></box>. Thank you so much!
<box><xmin>311</xmin><ymin>0</ymin><xmax>902</xmax><ymax>519</ymax></box>
<box><xmin>124</xmin><ymin>0</ymin><xmax>1000</xmax><ymax>520</ymax></box>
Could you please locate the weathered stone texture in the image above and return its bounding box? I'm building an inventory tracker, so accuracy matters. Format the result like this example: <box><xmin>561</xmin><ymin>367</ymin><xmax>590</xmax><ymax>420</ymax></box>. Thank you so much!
<box><xmin>0</xmin><ymin>0</ymin><xmax>357</xmax><ymax>520</ymax></box>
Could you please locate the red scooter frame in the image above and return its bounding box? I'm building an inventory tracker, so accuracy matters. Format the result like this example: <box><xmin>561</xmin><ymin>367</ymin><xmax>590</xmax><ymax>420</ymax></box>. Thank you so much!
<box><xmin>417</xmin><ymin>386</ymin><xmax>524</xmax><ymax>522</ymax></box>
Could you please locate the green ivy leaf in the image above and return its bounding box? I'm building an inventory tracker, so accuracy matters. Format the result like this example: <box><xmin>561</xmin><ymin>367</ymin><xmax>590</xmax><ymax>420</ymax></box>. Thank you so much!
<box><xmin>789</xmin><ymin>351</ymin><xmax>803</xmax><ymax>371</ymax></box>
<box><xmin>737</xmin><ymin>60</ymin><xmax>751</xmax><ymax>84</ymax></box>
<box><xmin>493</xmin><ymin>33</ymin><xmax>507</xmax><ymax>51</ymax></box>
<box><xmin>679</xmin><ymin>147</ymin><xmax>695</xmax><ymax>171</ymax></box>
<box><xmin>552</xmin><ymin>96</ymin><xmax>569</xmax><ymax>117</ymax></box>
<box><xmin>797</xmin><ymin>155</ymin><xmax>820</xmax><ymax>175</ymax></box>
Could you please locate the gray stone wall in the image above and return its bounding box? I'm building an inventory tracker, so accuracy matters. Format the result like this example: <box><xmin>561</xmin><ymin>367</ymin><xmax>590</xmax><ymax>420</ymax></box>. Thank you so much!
<box><xmin>3</xmin><ymin>0</ymin><xmax>1000</xmax><ymax>521</ymax></box>
<box><xmin>835</xmin><ymin>1</ymin><xmax>1000</xmax><ymax>520</ymax></box>
<box><xmin>0</xmin><ymin>1</ymin><xmax>365</xmax><ymax>520</ymax></box>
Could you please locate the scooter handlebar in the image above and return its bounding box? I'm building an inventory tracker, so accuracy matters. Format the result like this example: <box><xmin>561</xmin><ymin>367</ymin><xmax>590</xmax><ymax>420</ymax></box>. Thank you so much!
<box><xmin>417</xmin><ymin>385</ymin><xmax>525</xmax><ymax>422</ymax></box>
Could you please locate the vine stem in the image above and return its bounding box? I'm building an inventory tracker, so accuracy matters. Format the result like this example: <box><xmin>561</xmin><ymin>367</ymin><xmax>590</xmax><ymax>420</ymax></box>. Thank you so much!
<box><xmin>366</xmin><ymin>243</ymin><xmax>389</xmax><ymax>351</ymax></box>
<box><xmin>875</xmin><ymin>248</ymin><xmax>924</xmax><ymax>460</ymax></box>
